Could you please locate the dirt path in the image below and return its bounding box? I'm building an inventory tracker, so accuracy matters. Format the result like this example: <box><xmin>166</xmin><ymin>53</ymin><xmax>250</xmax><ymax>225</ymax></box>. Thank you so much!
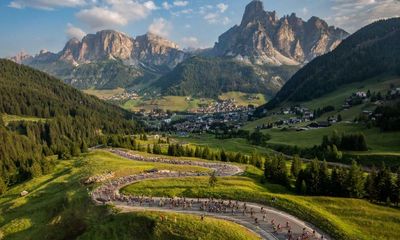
<box><xmin>90</xmin><ymin>149</ymin><xmax>330</xmax><ymax>240</ymax></box>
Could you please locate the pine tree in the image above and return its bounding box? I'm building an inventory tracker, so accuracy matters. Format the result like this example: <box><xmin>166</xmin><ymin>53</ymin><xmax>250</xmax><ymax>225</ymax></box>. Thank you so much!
<box><xmin>209</xmin><ymin>171</ymin><xmax>217</xmax><ymax>187</ymax></box>
<box><xmin>304</xmin><ymin>159</ymin><xmax>321</xmax><ymax>195</ymax></box>
<box><xmin>0</xmin><ymin>177</ymin><xmax>7</xmax><ymax>195</ymax></box>
<box><xmin>346</xmin><ymin>160</ymin><xmax>365</xmax><ymax>198</ymax></box>
<box><xmin>394</xmin><ymin>168</ymin><xmax>400</xmax><ymax>206</ymax></box>
<box><xmin>81</xmin><ymin>140</ymin><xmax>88</xmax><ymax>153</ymax></box>
<box><xmin>220</xmin><ymin>149</ymin><xmax>227</xmax><ymax>162</ymax></box>
<box><xmin>319</xmin><ymin>160</ymin><xmax>330</xmax><ymax>195</ymax></box>
<box><xmin>147</xmin><ymin>144</ymin><xmax>152</xmax><ymax>153</ymax></box>
<box><xmin>194</xmin><ymin>146</ymin><xmax>201</xmax><ymax>158</ymax></box>
<box><xmin>290</xmin><ymin>155</ymin><xmax>302</xmax><ymax>178</ymax></box>
<box><xmin>365</xmin><ymin>167</ymin><xmax>378</xmax><ymax>202</ymax></box>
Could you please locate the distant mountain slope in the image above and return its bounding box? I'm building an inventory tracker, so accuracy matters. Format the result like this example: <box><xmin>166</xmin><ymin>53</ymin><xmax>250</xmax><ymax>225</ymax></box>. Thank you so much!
<box><xmin>212</xmin><ymin>0</ymin><xmax>348</xmax><ymax>65</ymax></box>
<box><xmin>263</xmin><ymin>18</ymin><xmax>400</xmax><ymax>110</ymax></box>
<box><xmin>151</xmin><ymin>56</ymin><xmax>298</xmax><ymax>98</ymax></box>
<box><xmin>12</xmin><ymin>30</ymin><xmax>186</xmax><ymax>90</ymax></box>
<box><xmin>0</xmin><ymin>59</ymin><xmax>136</xmax><ymax>122</ymax></box>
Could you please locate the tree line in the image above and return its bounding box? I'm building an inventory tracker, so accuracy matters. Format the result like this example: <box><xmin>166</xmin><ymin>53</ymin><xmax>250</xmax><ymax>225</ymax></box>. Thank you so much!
<box><xmin>263</xmin><ymin>155</ymin><xmax>400</xmax><ymax>205</ymax></box>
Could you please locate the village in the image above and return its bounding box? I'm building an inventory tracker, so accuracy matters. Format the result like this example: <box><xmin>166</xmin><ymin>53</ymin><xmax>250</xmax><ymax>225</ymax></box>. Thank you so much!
<box><xmin>256</xmin><ymin>86</ymin><xmax>400</xmax><ymax>132</ymax></box>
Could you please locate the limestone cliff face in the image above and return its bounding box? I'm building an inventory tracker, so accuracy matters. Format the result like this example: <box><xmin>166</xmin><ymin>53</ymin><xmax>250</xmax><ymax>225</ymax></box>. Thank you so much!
<box><xmin>134</xmin><ymin>33</ymin><xmax>185</xmax><ymax>68</ymax></box>
<box><xmin>20</xmin><ymin>29</ymin><xmax>185</xmax><ymax>70</ymax></box>
<box><xmin>55</xmin><ymin>30</ymin><xmax>185</xmax><ymax>68</ymax></box>
<box><xmin>213</xmin><ymin>0</ymin><xmax>349</xmax><ymax>65</ymax></box>
<box><xmin>9</xmin><ymin>52</ymin><xmax>33</xmax><ymax>64</ymax></box>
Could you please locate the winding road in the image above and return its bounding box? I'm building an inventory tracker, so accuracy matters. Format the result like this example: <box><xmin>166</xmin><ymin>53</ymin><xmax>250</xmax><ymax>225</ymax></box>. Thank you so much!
<box><xmin>91</xmin><ymin>149</ymin><xmax>330</xmax><ymax>240</ymax></box>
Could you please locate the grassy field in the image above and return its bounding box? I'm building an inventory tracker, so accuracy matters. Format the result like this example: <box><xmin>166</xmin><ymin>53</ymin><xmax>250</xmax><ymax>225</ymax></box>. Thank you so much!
<box><xmin>175</xmin><ymin>134</ymin><xmax>275</xmax><ymax>156</ymax></box>
<box><xmin>0</xmin><ymin>150</ymin><xmax>258</xmax><ymax>240</ymax></box>
<box><xmin>123</xmin><ymin>167</ymin><xmax>400</xmax><ymax>240</ymax></box>
<box><xmin>219</xmin><ymin>92</ymin><xmax>267</xmax><ymax>107</ymax></box>
<box><xmin>122</xmin><ymin>96</ymin><xmax>214</xmax><ymax>112</ymax></box>
<box><xmin>83</xmin><ymin>88</ymin><xmax>125</xmax><ymax>99</ymax></box>
<box><xmin>79</xmin><ymin>211</ymin><xmax>259</xmax><ymax>240</ymax></box>
<box><xmin>2</xmin><ymin>114</ymin><xmax>47</xmax><ymax>126</ymax></box>
<box><xmin>260</xmin><ymin>122</ymin><xmax>400</xmax><ymax>152</ymax></box>
<box><xmin>122</xmin><ymin>91</ymin><xmax>267</xmax><ymax>112</ymax></box>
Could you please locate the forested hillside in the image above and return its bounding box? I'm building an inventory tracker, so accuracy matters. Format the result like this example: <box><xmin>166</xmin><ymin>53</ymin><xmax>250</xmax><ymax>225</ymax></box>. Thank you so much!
<box><xmin>264</xmin><ymin>18</ymin><xmax>400</xmax><ymax>110</ymax></box>
<box><xmin>0</xmin><ymin>59</ymin><xmax>141</xmax><ymax>193</ymax></box>
<box><xmin>152</xmin><ymin>56</ymin><xmax>297</xmax><ymax>98</ymax></box>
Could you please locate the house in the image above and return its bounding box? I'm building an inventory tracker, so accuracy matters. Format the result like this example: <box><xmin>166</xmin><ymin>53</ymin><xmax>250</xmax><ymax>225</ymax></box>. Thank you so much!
<box><xmin>355</xmin><ymin>92</ymin><xmax>367</xmax><ymax>98</ymax></box>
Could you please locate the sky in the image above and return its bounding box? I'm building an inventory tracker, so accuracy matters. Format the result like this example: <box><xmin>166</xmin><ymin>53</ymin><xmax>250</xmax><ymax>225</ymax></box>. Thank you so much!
<box><xmin>0</xmin><ymin>0</ymin><xmax>399</xmax><ymax>57</ymax></box>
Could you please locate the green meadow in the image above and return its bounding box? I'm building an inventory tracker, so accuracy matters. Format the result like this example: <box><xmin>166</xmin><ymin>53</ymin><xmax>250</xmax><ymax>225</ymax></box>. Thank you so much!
<box><xmin>0</xmin><ymin>151</ymin><xmax>258</xmax><ymax>240</ymax></box>
<box><xmin>123</xmin><ymin>166</ymin><xmax>400</xmax><ymax>240</ymax></box>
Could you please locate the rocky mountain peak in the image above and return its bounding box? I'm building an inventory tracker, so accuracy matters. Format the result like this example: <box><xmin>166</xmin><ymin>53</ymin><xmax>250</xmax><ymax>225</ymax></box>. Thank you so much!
<box><xmin>213</xmin><ymin>0</ymin><xmax>349</xmax><ymax>65</ymax></box>
<box><xmin>241</xmin><ymin>0</ymin><xmax>268</xmax><ymax>26</ymax></box>
<box><xmin>137</xmin><ymin>32</ymin><xmax>180</xmax><ymax>50</ymax></box>
<box><xmin>9</xmin><ymin>51</ymin><xmax>32</xmax><ymax>64</ymax></box>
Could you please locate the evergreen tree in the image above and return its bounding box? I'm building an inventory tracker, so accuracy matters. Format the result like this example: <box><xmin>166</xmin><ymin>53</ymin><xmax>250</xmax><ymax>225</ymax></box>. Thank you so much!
<box><xmin>365</xmin><ymin>167</ymin><xmax>378</xmax><ymax>202</ymax></box>
<box><xmin>71</xmin><ymin>143</ymin><xmax>81</xmax><ymax>157</ymax></box>
<box><xmin>319</xmin><ymin>160</ymin><xmax>330</xmax><ymax>195</ymax></box>
<box><xmin>147</xmin><ymin>144</ymin><xmax>152</xmax><ymax>154</ymax></box>
<box><xmin>376</xmin><ymin>163</ymin><xmax>394</xmax><ymax>203</ymax></box>
<box><xmin>290</xmin><ymin>155</ymin><xmax>302</xmax><ymax>178</ymax></box>
<box><xmin>209</xmin><ymin>171</ymin><xmax>217</xmax><ymax>187</ymax></box>
<box><xmin>220</xmin><ymin>149</ymin><xmax>227</xmax><ymax>162</ymax></box>
<box><xmin>194</xmin><ymin>146</ymin><xmax>201</xmax><ymax>158</ymax></box>
<box><xmin>394</xmin><ymin>168</ymin><xmax>400</xmax><ymax>205</ymax></box>
<box><xmin>152</xmin><ymin>144</ymin><xmax>162</xmax><ymax>155</ymax></box>
<box><xmin>0</xmin><ymin>177</ymin><xmax>7</xmax><ymax>195</ymax></box>
<box><xmin>81</xmin><ymin>140</ymin><xmax>88</xmax><ymax>153</ymax></box>
<box><xmin>346</xmin><ymin>160</ymin><xmax>365</xmax><ymax>198</ymax></box>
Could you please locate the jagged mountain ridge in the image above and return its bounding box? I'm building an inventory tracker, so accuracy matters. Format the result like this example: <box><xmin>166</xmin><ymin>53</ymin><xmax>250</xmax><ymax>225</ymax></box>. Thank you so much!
<box><xmin>212</xmin><ymin>0</ymin><xmax>349</xmax><ymax>65</ymax></box>
<box><xmin>14</xmin><ymin>30</ymin><xmax>186</xmax><ymax>90</ymax></box>
<box><xmin>11</xmin><ymin>0</ymin><xmax>348</xmax><ymax>94</ymax></box>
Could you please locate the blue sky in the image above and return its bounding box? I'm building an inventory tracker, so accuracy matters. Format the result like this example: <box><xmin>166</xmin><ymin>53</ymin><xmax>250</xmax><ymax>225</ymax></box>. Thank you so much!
<box><xmin>1</xmin><ymin>0</ymin><xmax>399</xmax><ymax>57</ymax></box>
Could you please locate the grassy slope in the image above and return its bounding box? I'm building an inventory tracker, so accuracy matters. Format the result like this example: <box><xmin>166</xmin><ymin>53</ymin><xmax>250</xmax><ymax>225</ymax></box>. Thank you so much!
<box><xmin>219</xmin><ymin>91</ymin><xmax>267</xmax><ymax>107</ymax></box>
<box><xmin>261</xmin><ymin>122</ymin><xmax>400</xmax><ymax>152</ymax></box>
<box><xmin>175</xmin><ymin>134</ymin><xmax>275</xmax><ymax>156</ymax></box>
<box><xmin>83</xmin><ymin>88</ymin><xmax>125</xmax><ymax>99</ymax></box>
<box><xmin>244</xmin><ymin>76</ymin><xmax>400</xmax><ymax>153</ymax></box>
<box><xmin>123</xmin><ymin>167</ymin><xmax>400</xmax><ymax>240</ymax></box>
<box><xmin>0</xmin><ymin>151</ymin><xmax>258</xmax><ymax>240</ymax></box>
<box><xmin>1</xmin><ymin>114</ymin><xmax>47</xmax><ymax>126</ymax></box>
<box><xmin>122</xmin><ymin>96</ymin><xmax>214</xmax><ymax>112</ymax></box>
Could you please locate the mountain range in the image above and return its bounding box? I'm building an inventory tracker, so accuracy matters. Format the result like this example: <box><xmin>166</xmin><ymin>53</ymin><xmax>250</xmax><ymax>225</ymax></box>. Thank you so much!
<box><xmin>258</xmin><ymin>17</ymin><xmax>400</xmax><ymax>113</ymax></box>
<box><xmin>11</xmin><ymin>0</ymin><xmax>348</xmax><ymax>98</ymax></box>
<box><xmin>212</xmin><ymin>0</ymin><xmax>348</xmax><ymax>65</ymax></box>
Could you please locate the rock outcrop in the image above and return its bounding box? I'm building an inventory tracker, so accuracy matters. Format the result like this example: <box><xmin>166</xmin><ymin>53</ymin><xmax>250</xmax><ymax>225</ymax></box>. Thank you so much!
<box><xmin>212</xmin><ymin>0</ymin><xmax>349</xmax><ymax>65</ymax></box>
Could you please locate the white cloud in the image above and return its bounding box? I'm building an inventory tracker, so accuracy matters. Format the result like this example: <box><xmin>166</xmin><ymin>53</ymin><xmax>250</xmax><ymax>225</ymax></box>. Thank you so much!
<box><xmin>203</xmin><ymin>12</ymin><xmax>230</xmax><ymax>25</ymax></box>
<box><xmin>148</xmin><ymin>18</ymin><xmax>172</xmax><ymax>37</ymax></box>
<box><xmin>8</xmin><ymin>0</ymin><xmax>87</xmax><ymax>10</ymax></box>
<box><xmin>162</xmin><ymin>1</ymin><xmax>172</xmax><ymax>10</ymax></box>
<box><xmin>181</xmin><ymin>36</ymin><xmax>200</xmax><ymax>48</ymax></box>
<box><xmin>330</xmin><ymin>0</ymin><xmax>400</xmax><ymax>32</ymax></box>
<box><xmin>216</xmin><ymin>3</ymin><xmax>228</xmax><ymax>13</ymax></box>
<box><xmin>76</xmin><ymin>7</ymin><xmax>127</xmax><ymax>29</ymax></box>
<box><xmin>173</xmin><ymin>1</ymin><xmax>188</xmax><ymax>7</ymax></box>
<box><xmin>76</xmin><ymin>1</ymin><xmax>157</xmax><ymax>30</ymax></box>
<box><xmin>65</xmin><ymin>23</ymin><xmax>86</xmax><ymax>40</ymax></box>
